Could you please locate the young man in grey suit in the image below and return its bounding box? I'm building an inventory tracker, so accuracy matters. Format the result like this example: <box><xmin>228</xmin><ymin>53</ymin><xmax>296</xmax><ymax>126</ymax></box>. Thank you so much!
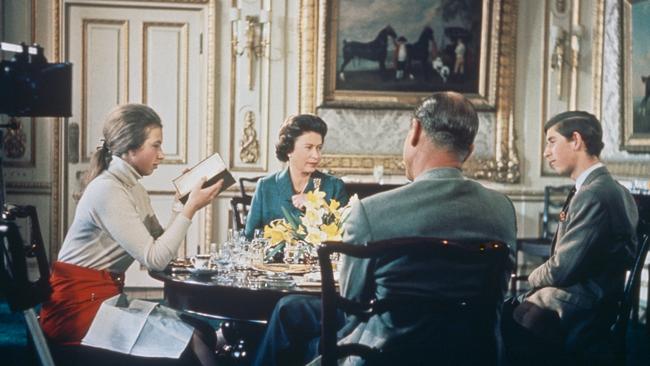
<box><xmin>252</xmin><ymin>92</ymin><xmax>517</xmax><ymax>366</ymax></box>
<box><xmin>503</xmin><ymin>111</ymin><xmax>638</xmax><ymax>365</ymax></box>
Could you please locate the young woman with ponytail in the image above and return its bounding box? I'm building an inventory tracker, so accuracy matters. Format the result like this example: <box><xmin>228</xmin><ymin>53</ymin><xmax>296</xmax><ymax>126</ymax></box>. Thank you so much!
<box><xmin>40</xmin><ymin>104</ymin><xmax>222</xmax><ymax>365</ymax></box>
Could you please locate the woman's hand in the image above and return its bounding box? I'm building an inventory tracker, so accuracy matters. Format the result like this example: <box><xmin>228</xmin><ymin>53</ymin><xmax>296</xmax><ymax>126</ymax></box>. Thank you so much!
<box><xmin>182</xmin><ymin>178</ymin><xmax>224</xmax><ymax>219</ymax></box>
<box><xmin>291</xmin><ymin>193</ymin><xmax>307</xmax><ymax>211</ymax></box>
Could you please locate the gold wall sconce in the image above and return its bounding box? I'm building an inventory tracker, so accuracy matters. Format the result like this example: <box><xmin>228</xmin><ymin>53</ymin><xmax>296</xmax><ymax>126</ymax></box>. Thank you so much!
<box><xmin>230</xmin><ymin>4</ymin><xmax>270</xmax><ymax>91</ymax></box>
<box><xmin>550</xmin><ymin>23</ymin><xmax>583</xmax><ymax>104</ymax></box>
<box><xmin>550</xmin><ymin>26</ymin><xmax>568</xmax><ymax>97</ymax></box>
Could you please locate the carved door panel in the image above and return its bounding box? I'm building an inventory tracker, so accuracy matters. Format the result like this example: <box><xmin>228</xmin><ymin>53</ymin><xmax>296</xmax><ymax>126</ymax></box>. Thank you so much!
<box><xmin>64</xmin><ymin>2</ymin><xmax>207</xmax><ymax>286</ymax></box>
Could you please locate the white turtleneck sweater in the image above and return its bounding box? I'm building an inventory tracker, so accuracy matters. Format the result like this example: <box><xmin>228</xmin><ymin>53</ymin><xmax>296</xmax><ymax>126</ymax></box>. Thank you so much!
<box><xmin>57</xmin><ymin>156</ymin><xmax>191</xmax><ymax>272</ymax></box>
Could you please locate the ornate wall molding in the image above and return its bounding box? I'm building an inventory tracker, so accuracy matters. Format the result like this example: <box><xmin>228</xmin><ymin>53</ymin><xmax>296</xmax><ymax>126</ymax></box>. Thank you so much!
<box><xmin>81</xmin><ymin>18</ymin><xmax>129</xmax><ymax>161</ymax></box>
<box><xmin>228</xmin><ymin>0</ymin><xmax>272</xmax><ymax>173</ymax></box>
<box><xmin>142</xmin><ymin>21</ymin><xmax>189</xmax><ymax>164</ymax></box>
<box><xmin>201</xmin><ymin>0</ymin><xmax>216</xmax><ymax>249</ymax></box>
<box><xmin>239</xmin><ymin>110</ymin><xmax>260</xmax><ymax>164</ymax></box>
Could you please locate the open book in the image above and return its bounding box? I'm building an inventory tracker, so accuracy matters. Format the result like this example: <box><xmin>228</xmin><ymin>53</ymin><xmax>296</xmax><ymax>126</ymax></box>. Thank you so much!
<box><xmin>172</xmin><ymin>152</ymin><xmax>236</xmax><ymax>204</ymax></box>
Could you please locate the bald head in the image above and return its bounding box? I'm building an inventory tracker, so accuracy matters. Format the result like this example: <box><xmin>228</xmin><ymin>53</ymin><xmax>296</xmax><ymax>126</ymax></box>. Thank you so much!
<box><xmin>413</xmin><ymin>91</ymin><xmax>479</xmax><ymax>160</ymax></box>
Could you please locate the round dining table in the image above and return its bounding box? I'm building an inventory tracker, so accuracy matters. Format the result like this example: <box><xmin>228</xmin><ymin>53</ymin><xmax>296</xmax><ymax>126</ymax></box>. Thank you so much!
<box><xmin>149</xmin><ymin>268</ymin><xmax>321</xmax><ymax>323</ymax></box>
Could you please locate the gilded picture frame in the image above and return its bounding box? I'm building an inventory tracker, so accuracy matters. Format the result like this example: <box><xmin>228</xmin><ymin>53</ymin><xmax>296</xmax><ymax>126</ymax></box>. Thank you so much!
<box><xmin>622</xmin><ymin>0</ymin><xmax>650</xmax><ymax>152</ymax></box>
<box><xmin>299</xmin><ymin>0</ymin><xmax>519</xmax><ymax>182</ymax></box>
<box><xmin>319</xmin><ymin>0</ymin><xmax>497</xmax><ymax>109</ymax></box>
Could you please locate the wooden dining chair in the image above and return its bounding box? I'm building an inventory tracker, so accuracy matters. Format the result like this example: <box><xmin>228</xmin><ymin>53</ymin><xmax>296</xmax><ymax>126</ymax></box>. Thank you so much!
<box><xmin>230</xmin><ymin>196</ymin><xmax>252</xmax><ymax>231</ymax></box>
<box><xmin>0</xmin><ymin>205</ymin><xmax>55</xmax><ymax>366</ymax></box>
<box><xmin>537</xmin><ymin>224</ymin><xmax>650</xmax><ymax>366</ymax></box>
<box><xmin>316</xmin><ymin>237</ymin><xmax>512</xmax><ymax>366</ymax></box>
<box><xmin>239</xmin><ymin>176</ymin><xmax>262</xmax><ymax>200</ymax></box>
<box><xmin>0</xmin><ymin>205</ymin><xmax>202</xmax><ymax>366</ymax></box>
<box><xmin>510</xmin><ymin>184</ymin><xmax>573</xmax><ymax>296</ymax></box>
<box><xmin>608</xmin><ymin>226</ymin><xmax>650</xmax><ymax>365</ymax></box>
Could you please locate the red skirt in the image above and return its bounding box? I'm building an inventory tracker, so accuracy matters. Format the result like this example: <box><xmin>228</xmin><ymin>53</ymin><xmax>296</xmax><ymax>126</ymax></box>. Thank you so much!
<box><xmin>40</xmin><ymin>261</ymin><xmax>124</xmax><ymax>345</ymax></box>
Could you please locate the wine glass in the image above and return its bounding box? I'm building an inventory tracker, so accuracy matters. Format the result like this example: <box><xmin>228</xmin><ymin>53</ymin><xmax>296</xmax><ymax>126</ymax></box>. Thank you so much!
<box><xmin>216</xmin><ymin>242</ymin><xmax>234</xmax><ymax>281</ymax></box>
<box><xmin>209</xmin><ymin>242</ymin><xmax>219</xmax><ymax>267</ymax></box>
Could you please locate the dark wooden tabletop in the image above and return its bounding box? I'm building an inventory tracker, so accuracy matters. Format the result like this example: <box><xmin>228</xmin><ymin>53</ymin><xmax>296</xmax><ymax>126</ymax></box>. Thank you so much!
<box><xmin>149</xmin><ymin>269</ymin><xmax>320</xmax><ymax>322</ymax></box>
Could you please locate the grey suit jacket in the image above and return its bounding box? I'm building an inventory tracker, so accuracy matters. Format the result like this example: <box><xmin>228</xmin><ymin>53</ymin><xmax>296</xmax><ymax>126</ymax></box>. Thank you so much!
<box><xmin>525</xmin><ymin>166</ymin><xmax>638</xmax><ymax>349</ymax></box>
<box><xmin>336</xmin><ymin>168</ymin><xmax>517</xmax><ymax>364</ymax></box>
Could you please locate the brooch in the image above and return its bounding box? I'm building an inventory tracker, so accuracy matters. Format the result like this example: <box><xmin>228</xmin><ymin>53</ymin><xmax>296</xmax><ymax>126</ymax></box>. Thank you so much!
<box><xmin>559</xmin><ymin>210</ymin><xmax>568</xmax><ymax>222</ymax></box>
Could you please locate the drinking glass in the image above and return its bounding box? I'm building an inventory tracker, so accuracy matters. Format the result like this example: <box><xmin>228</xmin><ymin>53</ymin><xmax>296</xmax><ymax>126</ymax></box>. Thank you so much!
<box><xmin>250</xmin><ymin>238</ymin><xmax>267</xmax><ymax>266</ymax></box>
<box><xmin>253</xmin><ymin>228</ymin><xmax>263</xmax><ymax>240</ymax></box>
<box><xmin>209</xmin><ymin>242</ymin><xmax>219</xmax><ymax>264</ymax></box>
<box><xmin>216</xmin><ymin>242</ymin><xmax>234</xmax><ymax>281</ymax></box>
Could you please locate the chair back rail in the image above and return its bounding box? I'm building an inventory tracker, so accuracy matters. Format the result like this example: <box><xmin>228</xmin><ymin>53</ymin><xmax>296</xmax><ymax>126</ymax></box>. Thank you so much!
<box><xmin>0</xmin><ymin>205</ymin><xmax>54</xmax><ymax>366</ymax></box>
<box><xmin>0</xmin><ymin>205</ymin><xmax>51</xmax><ymax>311</ymax></box>
<box><xmin>238</xmin><ymin>176</ymin><xmax>262</xmax><ymax>200</ymax></box>
<box><xmin>611</xmin><ymin>226</ymin><xmax>650</xmax><ymax>358</ymax></box>
<box><xmin>317</xmin><ymin>237</ymin><xmax>510</xmax><ymax>366</ymax></box>
<box><xmin>541</xmin><ymin>185</ymin><xmax>574</xmax><ymax>239</ymax></box>
<box><xmin>230</xmin><ymin>196</ymin><xmax>251</xmax><ymax>231</ymax></box>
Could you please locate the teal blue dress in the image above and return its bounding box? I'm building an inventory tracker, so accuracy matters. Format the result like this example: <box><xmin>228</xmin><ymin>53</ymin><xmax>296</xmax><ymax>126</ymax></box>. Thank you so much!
<box><xmin>244</xmin><ymin>168</ymin><xmax>349</xmax><ymax>239</ymax></box>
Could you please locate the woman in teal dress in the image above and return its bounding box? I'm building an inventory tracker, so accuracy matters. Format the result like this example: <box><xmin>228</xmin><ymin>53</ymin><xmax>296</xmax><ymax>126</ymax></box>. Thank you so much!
<box><xmin>245</xmin><ymin>114</ymin><xmax>349</xmax><ymax>239</ymax></box>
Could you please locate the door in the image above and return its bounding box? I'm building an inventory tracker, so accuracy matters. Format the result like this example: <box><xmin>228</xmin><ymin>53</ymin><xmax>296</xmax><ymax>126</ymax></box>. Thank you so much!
<box><xmin>64</xmin><ymin>1</ymin><xmax>207</xmax><ymax>286</ymax></box>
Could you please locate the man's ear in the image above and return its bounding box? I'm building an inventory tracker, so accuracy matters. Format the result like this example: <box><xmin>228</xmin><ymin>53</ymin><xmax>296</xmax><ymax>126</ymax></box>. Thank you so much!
<box><xmin>462</xmin><ymin>144</ymin><xmax>474</xmax><ymax>162</ymax></box>
<box><xmin>409</xmin><ymin>119</ymin><xmax>422</xmax><ymax>147</ymax></box>
<box><xmin>571</xmin><ymin>131</ymin><xmax>584</xmax><ymax>151</ymax></box>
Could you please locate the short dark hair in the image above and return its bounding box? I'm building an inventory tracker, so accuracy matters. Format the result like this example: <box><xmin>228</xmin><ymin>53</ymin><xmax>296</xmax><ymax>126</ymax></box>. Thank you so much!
<box><xmin>275</xmin><ymin>114</ymin><xmax>328</xmax><ymax>162</ymax></box>
<box><xmin>544</xmin><ymin>111</ymin><xmax>604</xmax><ymax>157</ymax></box>
<box><xmin>413</xmin><ymin>91</ymin><xmax>478</xmax><ymax>159</ymax></box>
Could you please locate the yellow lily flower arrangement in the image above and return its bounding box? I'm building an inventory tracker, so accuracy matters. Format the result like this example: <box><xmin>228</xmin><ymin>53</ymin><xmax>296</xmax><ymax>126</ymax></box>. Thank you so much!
<box><xmin>263</xmin><ymin>188</ymin><xmax>357</xmax><ymax>263</ymax></box>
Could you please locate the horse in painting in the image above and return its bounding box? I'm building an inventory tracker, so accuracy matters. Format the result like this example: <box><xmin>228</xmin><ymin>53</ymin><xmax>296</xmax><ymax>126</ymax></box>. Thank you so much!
<box><xmin>407</xmin><ymin>26</ymin><xmax>435</xmax><ymax>78</ymax></box>
<box><xmin>339</xmin><ymin>25</ymin><xmax>397</xmax><ymax>80</ymax></box>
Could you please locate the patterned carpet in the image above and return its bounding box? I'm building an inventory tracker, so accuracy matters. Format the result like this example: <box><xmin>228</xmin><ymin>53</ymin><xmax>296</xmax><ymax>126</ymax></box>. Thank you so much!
<box><xmin>0</xmin><ymin>301</ymin><xmax>37</xmax><ymax>366</ymax></box>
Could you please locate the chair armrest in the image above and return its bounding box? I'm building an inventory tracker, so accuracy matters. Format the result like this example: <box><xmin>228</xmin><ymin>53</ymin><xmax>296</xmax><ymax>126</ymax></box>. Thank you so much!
<box><xmin>516</xmin><ymin>238</ymin><xmax>552</xmax><ymax>258</ymax></box>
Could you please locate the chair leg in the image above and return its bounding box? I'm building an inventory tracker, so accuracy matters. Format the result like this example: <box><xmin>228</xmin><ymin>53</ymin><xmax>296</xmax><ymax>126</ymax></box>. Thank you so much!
<box><xmin>647</xmin><ymin>274</ymin><xmax>650</xmax><ymax>337</ymax></box>
<box><xmin>24</xmin><ymin>308</ymin><xmax>55</xmax><ymax>366</ymax></box>
<box><xmin>509</xmin><ymin>274</ymin><xmax>517</xmax><ymax>297</ymax></box>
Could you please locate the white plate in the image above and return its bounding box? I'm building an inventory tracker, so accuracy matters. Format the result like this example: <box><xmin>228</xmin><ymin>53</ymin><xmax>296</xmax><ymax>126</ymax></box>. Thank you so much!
<box><xmin>188</xmin><ymin>267</ymin><xmax>218</xmax><ymax>275</ymax></box>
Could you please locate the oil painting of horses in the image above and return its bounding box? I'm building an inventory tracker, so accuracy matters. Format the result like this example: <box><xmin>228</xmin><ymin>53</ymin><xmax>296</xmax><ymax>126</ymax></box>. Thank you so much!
<box><xmin>630</xmin><ymin>0</ymin><xmax>650</xmax><ymax>134</ymax></box>
<box><xmin>623</xmin><ymin>0</ymin><xmax>650</xmax><ymax>151</ymax></box>
<box><xmin>331</xmin><ymin>0</ymin><xmax>484</xmax><ymax>96</ymax></box>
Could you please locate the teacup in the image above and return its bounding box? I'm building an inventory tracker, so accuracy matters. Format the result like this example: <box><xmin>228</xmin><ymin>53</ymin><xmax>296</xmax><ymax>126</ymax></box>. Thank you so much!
<box><xmin>191</xmin><ymin>254</ymin><xmax>212</xmax><ymax>270</ymax></box>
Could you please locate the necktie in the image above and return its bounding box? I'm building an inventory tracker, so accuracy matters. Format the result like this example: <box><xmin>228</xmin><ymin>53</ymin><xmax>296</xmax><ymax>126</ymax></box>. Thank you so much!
<box><xmin>551</xmin><ymin>186</ymin><xmax>577</xmax><ymax>254</ymax></box>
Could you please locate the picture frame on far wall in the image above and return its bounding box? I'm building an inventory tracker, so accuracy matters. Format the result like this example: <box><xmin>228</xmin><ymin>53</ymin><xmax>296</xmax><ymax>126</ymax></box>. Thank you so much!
<box><xmin>319</xmin><ymin>0</ymin><xmax>497</xmax><ymax>110</ymax></box>
<box><xmin>622</xmin><ymin>0</ymin><xmax>650</xmax><ymax>152</ymax></box>
<box><xmin>299</xmin><ymin>0</ymin><xmax>519</xmax><ymax>182</ymax></box>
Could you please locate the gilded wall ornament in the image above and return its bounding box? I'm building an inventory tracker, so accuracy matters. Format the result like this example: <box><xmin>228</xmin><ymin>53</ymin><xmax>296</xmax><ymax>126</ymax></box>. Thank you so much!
<box><xmin>239</xmin><ymin>110</ymin><xmax>260</xmax><ymax>164</ymax></box>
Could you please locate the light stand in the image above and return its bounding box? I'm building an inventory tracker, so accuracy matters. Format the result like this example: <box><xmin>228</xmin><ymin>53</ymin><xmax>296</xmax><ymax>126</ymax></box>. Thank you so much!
<box><xmin>0</xmin><ymin>41</ymin><xmax>72</xmax><ymax>366</ymax></box>
<box><xmin>0</xmin><ymin>118</ymin><xmax>20</xmax><ymax>209</ymax></box>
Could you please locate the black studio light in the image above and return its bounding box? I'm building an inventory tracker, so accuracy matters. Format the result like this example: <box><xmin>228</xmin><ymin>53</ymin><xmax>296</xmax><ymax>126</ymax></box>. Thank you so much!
<box><xmin>0</xmin><ymin>42</ymin><xmax>73</xmax><ymax>208</ymax></box>
<box><xmin>0</xmin><ymin>42</ymin><xmax>72</xmax><ymax>117</ymax></box>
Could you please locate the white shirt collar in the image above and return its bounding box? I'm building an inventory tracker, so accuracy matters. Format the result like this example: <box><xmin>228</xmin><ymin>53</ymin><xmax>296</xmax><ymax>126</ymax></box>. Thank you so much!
<box><xmin>575</xmin><ymin>162</ymin><xmax>604</xmax><ymax>191</ymax></box>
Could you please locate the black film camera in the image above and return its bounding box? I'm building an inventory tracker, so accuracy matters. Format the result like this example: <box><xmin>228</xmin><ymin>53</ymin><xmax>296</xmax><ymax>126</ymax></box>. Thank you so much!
<box><xmin>0</xmin><ymin>42</ymin><xmax>72</xmax><ymax>117</ymax></box>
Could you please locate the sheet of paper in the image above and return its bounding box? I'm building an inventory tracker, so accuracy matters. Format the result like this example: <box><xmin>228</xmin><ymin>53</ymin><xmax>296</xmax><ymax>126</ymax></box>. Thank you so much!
<box><xmin>81</xmin><ymin>294</ymin><xmax>157</xmax><ymax>354</ymax></box>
